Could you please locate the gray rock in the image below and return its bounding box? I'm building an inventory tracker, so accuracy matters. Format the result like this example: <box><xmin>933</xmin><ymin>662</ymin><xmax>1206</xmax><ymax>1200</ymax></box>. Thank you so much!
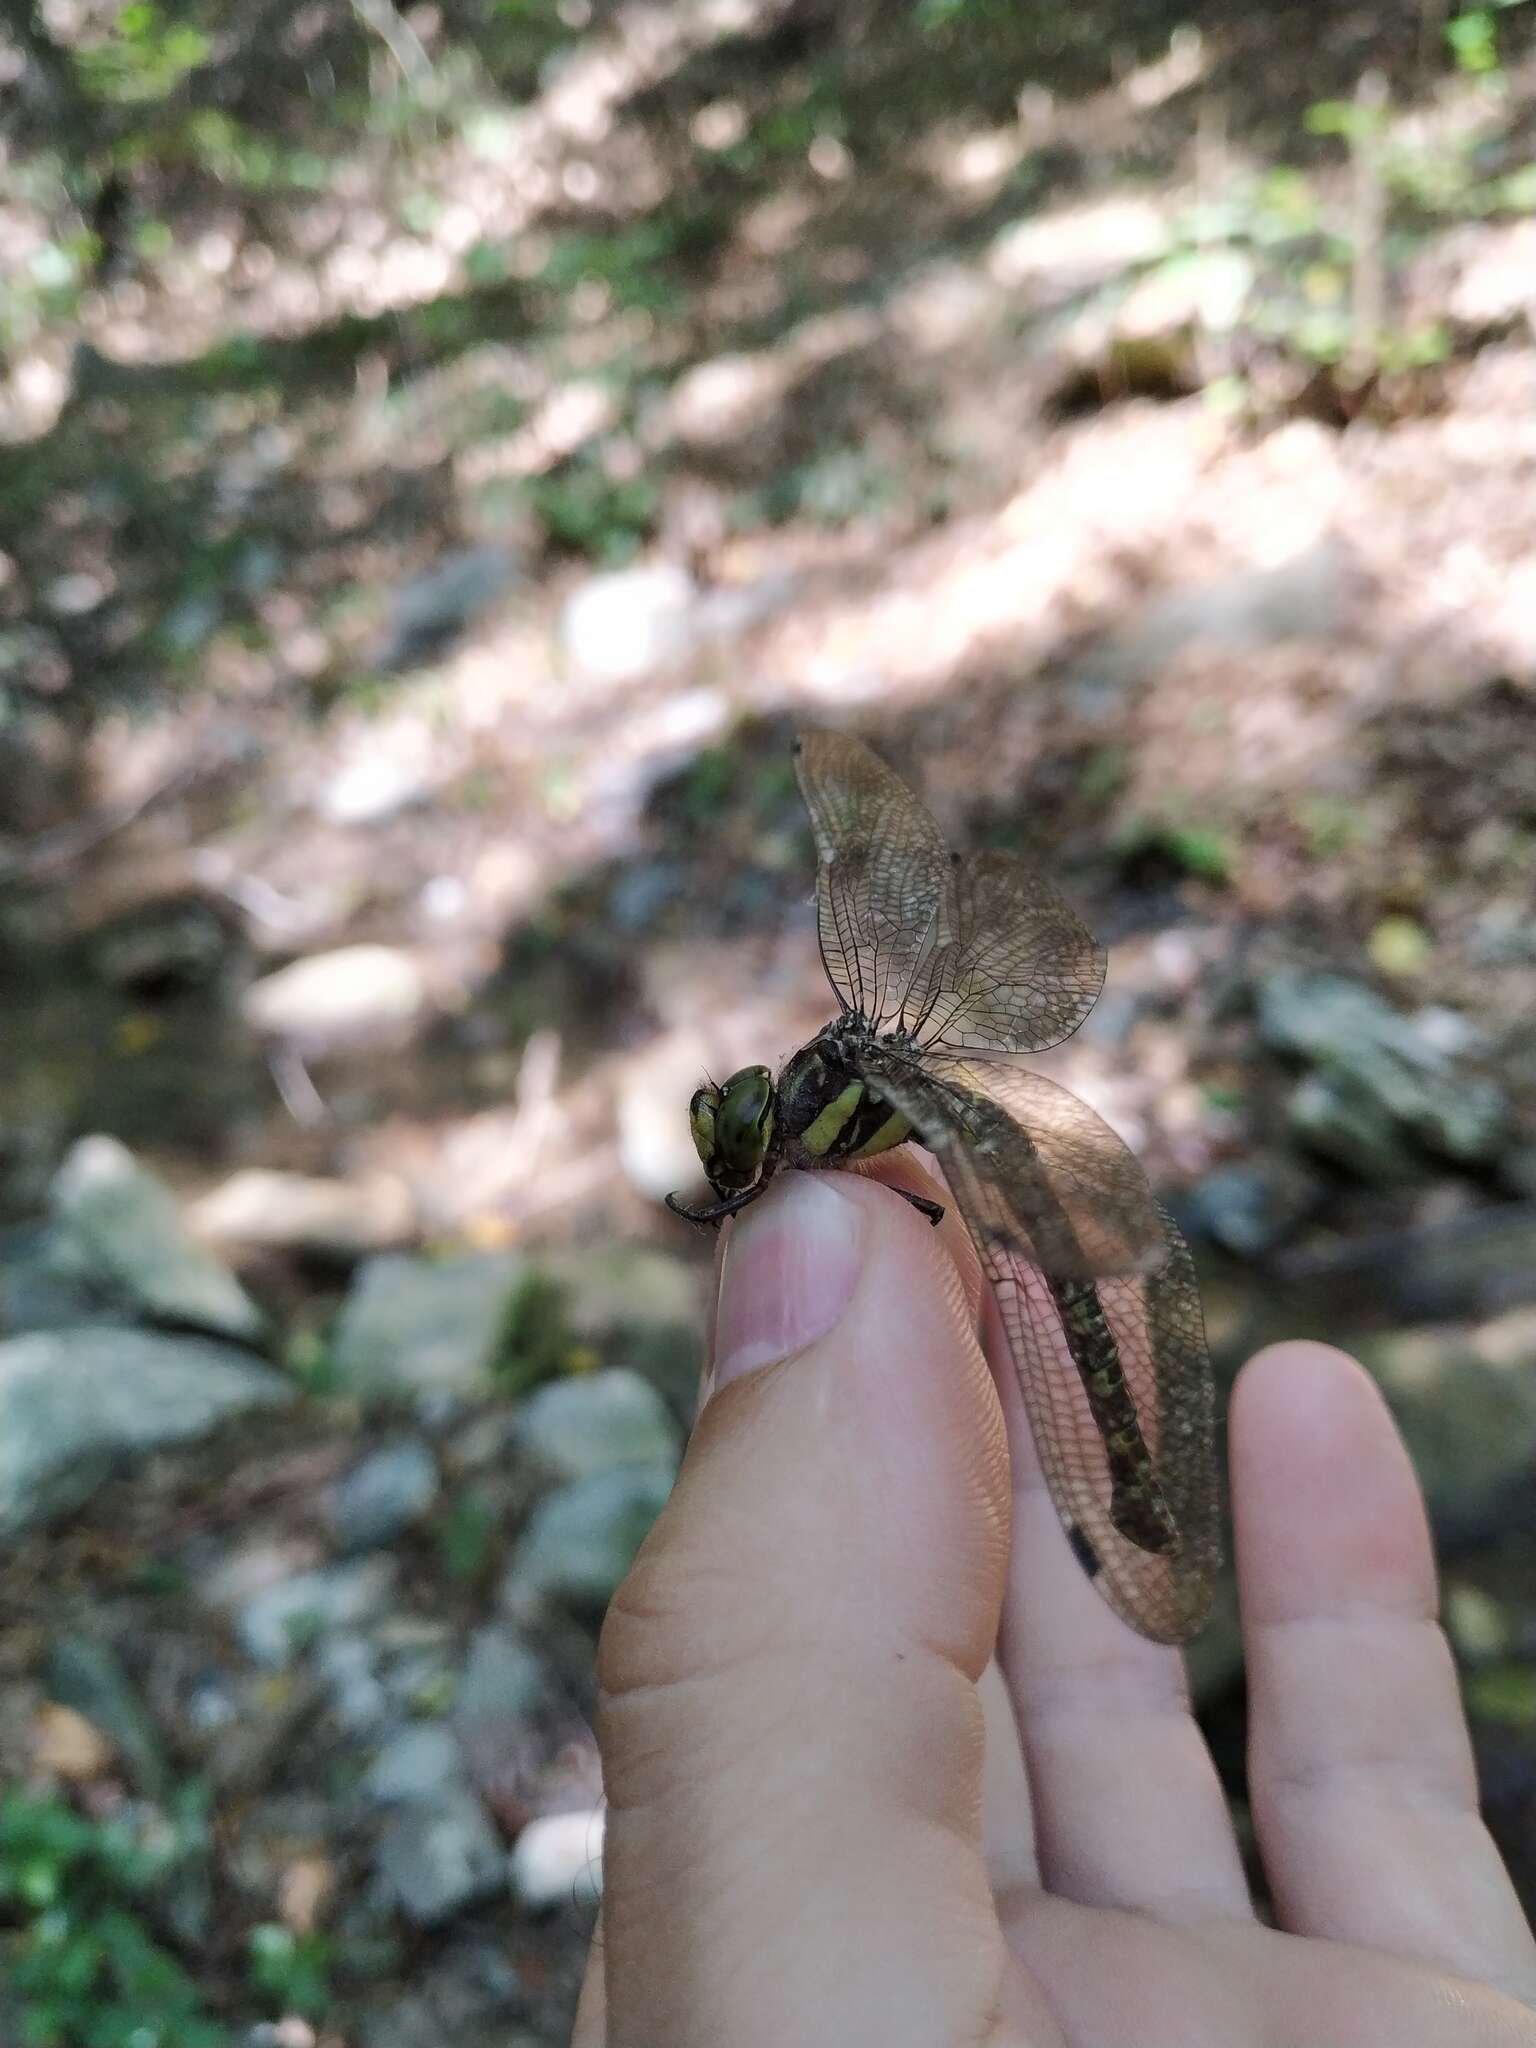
<box><xmin>510</xmin><ymin>1809</ymin><xmax>604</xmax><ymax>1911</ymax></box>
<box><xmin>456</xmin><ymin>1625</ymin><xmax>545</xmax><ymax>1728</ymax></box>
<box><xmin>314</xmin><ymin>1632</ymin><xmax>388</xmax><ymax>1731</ymax></box>
<box><xmin>1279</xmin><ymin>1201</ymin><xmax>1536</xmax><ymax>1325</ymax></box>
<box><xmin>1362</xmin><ymin>1308</ymin><xmax>1536</xmax><ymax>1523</ymax></box>
<box><xmin>0</xmin><ymin>1326</ymin><xmax>293</xmax><ymax>1536</ymax></box>
<box><xmin>332</xmin><ymin>1251</ymin><xmax>528</xmax><ymax>1401</ymax></box>
<box><xmin>1186</xmin><ymin>1159</ymin><xmax>1315</xmax><ymax>1258</ymax></box>
<box><xmin>48</xmin><ymin>1136</ymin><xmax>263</xmax><ymax>1342</ymax></box>
<box><xmin>236</xmin><ymin>1557</ymin><xmax>399</xmax><ymax>1667</ymax></box>
<box><xmin>502</xmin><ymin>1461</ymin><xmax>675</xmax><ymax>1615</ymax></box>
<box><xmin>188</xmin><ymin>1169</ymin><xmax>415</xmax><ymax>1256</ymax></box>
<box><xmin>360</xmin><ymin>1935</ymin><xmax>528</xmax><ymax>2048</ymax></box>
<box><xmin>1258</xmin><ymin>971</ymin><xmax>1508</xmax><ymax>1178</ymax></box>
<box><xmin>454</xmin><ymin>1626</ymin><xmax>546</xmax><ymax>1795</ymax></box>
<box><xmin>517</xmin><ymin>1369</ymin><xmax>679</xmax><ymax>1480</ymax></box>
<box><xmin>375</xmin><ymin>1782</ymin><xmax>505</xmax><ymax>1926</ymax></box>
<box><xmin>243</xmin><ymin>945</ymin><xmax>429</xmax><ymax>1055</ymax></box>
<box><xmin>327</xmin><ymin>1439</ymin><xmax>440</xmax><ymax>1552</ymax></box>
<box><xmin>0</xmin><ymin>1222</ymin><xmax>115</xmax><ymax>1332</ymax></box>
<box><xmin>560</xmin><ymin>563</ymin><xmax>697</xmax><ymax>684</ymax></box>
<box><xmin>371</xmin><ymin>545</ymin><xmax>521</xmax><ymax>673</ymax></box>
<box><xmin>362</xmin><ymin>1723</ymin><xmax>466</xmax><ymax>1806</ymax></box>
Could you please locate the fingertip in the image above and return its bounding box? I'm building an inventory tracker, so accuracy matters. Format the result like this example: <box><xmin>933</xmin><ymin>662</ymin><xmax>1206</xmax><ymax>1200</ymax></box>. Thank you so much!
<box><xmin>1232</xmin><ymin>1341</ymin><xmax>1436</xmax><ymax>1626</ymax></box>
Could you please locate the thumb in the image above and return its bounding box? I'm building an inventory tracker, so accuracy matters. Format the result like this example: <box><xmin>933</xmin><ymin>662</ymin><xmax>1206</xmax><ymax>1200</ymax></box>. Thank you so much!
<box><xmin>595</xmin><ymin>1168</ymin><xmax>1014</xmax><ymax>2048</ymax></box>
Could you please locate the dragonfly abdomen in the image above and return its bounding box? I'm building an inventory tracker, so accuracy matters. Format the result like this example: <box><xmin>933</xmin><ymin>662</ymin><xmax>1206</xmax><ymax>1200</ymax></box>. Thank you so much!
<box><xmin>1048</xmin><ymin>1277</ymin><xmax>1179</xmax><ymax>1558</ymax></box>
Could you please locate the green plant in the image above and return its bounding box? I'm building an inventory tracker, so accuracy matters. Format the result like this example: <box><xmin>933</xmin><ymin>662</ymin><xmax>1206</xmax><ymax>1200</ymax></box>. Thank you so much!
<box><xmin>1445</xmin><ymin>0</ymin><xmax>1532</xmax><ymax>74</ymax></box>
<box><xmin>1115</xmin><ymin>816</ymin><xmax>1235</xmax><ymax>885</ymax></box>
<box><xmin>0</xmin><ymin>1788</ymin><xmax>224</xmax><ymax>2048</ymax></box>
<box><xmin>75</xmin><ymin>5</ymin><xmax>212</xmax><ymax>106</ymax></box>
<box><xmin>246</xmin><ymin>1925</ymin><xmax>332</xmax><ymax>2021</ymax></box>
<box><xmin>434</xmin><ymin>1489</ymin><xmax>498</xmax><ymax>1583</ymax></box>
<box><xmin>526</xmin><ymin>457</ymin><xmax>658</xmax><ymax>562</ymax></box>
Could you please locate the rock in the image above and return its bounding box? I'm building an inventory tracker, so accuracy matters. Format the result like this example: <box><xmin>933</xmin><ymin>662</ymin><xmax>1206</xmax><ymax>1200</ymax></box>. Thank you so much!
<box><xmin>48</xmin><ymin>1136</ymin><xmax>263</xmax><ymax>1343</ymax></box>
<box><xmin>0</xmin><ymin>1221</ymin><xmax>115</xmax><ymax>1332</ymax></box>
<box><xmin>243</xmin><ymin>946</ymin><xmax>429</xmax><ymax>1055</ymax></box>
<box><xmin>360</xmin><ymin>1936</ymin><xmax>528</xmax><ymax>2048</ymax></box>
<box><xmin>362</xmin><ymin>1723</ymin><xmax>465</xmax><ymax>1806</ymax></box>
<box><xmin>375</xmin><ymin>1783</ymin><xmax>505</xmax><ymax>1926</ymax></box>
<box><xmin>517</xmin><ymin>1369</ymin><xmax>679</xmax><ymax>1480</ymax></box>
<box><xmin>1280</xmin><ymin>1201</ymin><xmax>1536</xmax><ymax>1325</ymax></box>
<box><xmin>1186</xmin><ymin>1159</ymin><xmax>1316</xmax><ymax>1258</ymax></box>
<box><xmin>542</xmin><ymin>1242</ymin><xmax>704</xmax><ymax>1416</ymax></box>
<box><xmin>559</xmin><ymin>563</ymin><xmax>697</xmax><ymax>685</ymax></box>
<box><xmin>510</xmin><ymin>1809</ymin><xmax>604</xmax><ymax>1910</ymax></box>
<box><xmin>189</xmin><ymin>1170</ymin><xmax>415</xmax><ymax>1257</ymax></box>
<box><xmin>454</xmin><ymin>1626</ymin><xmax>546</xmax><ymax>1795</ymax></box>
<box><xmin>371</xmin><ymin>545</ymin><xmax>521</xmax><ymax>673</ymax></box>
<box><xmin>456</xmin><ymin>1626</ymin><xmax>545</xmax><ymax>1727</ymax></box>
<box><xmin>1258</xmin><ymin>971</ymin><xmax>1508</xmax><ymax>1179</ymax></box>
<box><xmin>331</xmin><ymin>1252</ymin><xmax>528</xmax><ymax>1401</ymax></box>
<box><xmin>501</xmin><ymin>1461</ymin><xmax>675</xmax><ymax>1616</ymax></box>
<box><xmin>326</xmin><ymin>1440</ymin><xmax>439</xmax><ymax>1552</ymax></box>
<box><xmin>235</xmin><ymin>1558</ymin><xmax>399</xmax><ymax>1667</ymax></box>
<box><xmin>313</xmin><ymin>1633</ymin><xmax>388</xmax><ymax>1732</ymax></box>
<box><xmin>1361</xmin><ymin>1308</ymin><xmax>1536</xmax><ymax>1527</ymax></box>
<box><xmin>0</xmin><ymin>1326</ymin><xmax>293</xmax><ymax>1536</ymax></box>
<box><xmin>371</xmin><ymin>1614</ymin><xmax>460</xmax><ymax>1716</ymax></box>
<box><xmin>44</xmin><ymin>1635</ymin><xmax>169</xmax><ymax>1797</ymax></box>
<box><xmin>542</xmin><ymin>1242</ymin><xmax>702</xmax><ymax>1340</ymax></box>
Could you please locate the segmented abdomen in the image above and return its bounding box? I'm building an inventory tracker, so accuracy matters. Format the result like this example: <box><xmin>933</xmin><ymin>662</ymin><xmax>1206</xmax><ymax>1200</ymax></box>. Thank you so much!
<box><xmin>1047</xmin><ymin>1276</ymin><xmax>1179</xmax><ymax>1557</ymax></box>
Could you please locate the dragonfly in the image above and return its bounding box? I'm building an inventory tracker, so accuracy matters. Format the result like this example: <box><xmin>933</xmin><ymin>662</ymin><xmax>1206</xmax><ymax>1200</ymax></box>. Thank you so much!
<box><xmin>667</xmin><ymin>728</ymin><xmax>1220</xmax><ymax>1644</ymax></box>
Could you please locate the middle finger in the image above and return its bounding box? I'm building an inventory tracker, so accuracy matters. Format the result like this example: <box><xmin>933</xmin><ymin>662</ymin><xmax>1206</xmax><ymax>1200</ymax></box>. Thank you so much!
<box><xmin>989</xmin><ymin>1289</ymin><xmax>1252</xmax><ymax>1923</ymax></box>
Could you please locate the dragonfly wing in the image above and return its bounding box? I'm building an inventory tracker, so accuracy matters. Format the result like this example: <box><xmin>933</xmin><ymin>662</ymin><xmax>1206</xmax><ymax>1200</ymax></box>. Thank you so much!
<box><xmin>794</xmin><ymin>729</ymin><xmax>950</xmax><ymax>1031</ymax></box>
<box><xmin>909</xmin><ymin>849</ymin><xmax>1106</xmax><ymax>1056</ymax></box>
<box><xmin>857</xmin><ymin>1049</ymin><xmax>1220</xmax><ymax>1643</ymax></box>
<box><xmin>891</xmin><ymin>1053</ymin><xmax>1167</xmax><ymax>1278</ymax></box>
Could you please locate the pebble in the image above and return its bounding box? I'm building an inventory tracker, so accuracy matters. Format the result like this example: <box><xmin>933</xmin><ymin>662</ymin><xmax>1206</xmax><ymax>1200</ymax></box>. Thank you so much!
<box><xmin>501</xmin><ymin>1461</ymin><xmax>675</xmax><ymax>1615</ymax></box>
<box><xmin>375</xmin><ymin>1784</ymin><xmax>505</xmax><ymax>1926</ymax></box>
<box><xmin>237</xmin><ymin>1558</ymin><xmax>400</xmax><ymax>1668</ymax></box>
<box><xmin>327</xmin><ymin>1440</ymin><xmax>440</xmax><ymax>1552</ymax></box>
<box><xmin>516</xmin><ymin>1369</ymin><xmax>679</xmax><ymax>1481</ymax></box>
<box><xmin>510</xmin><ymin>1809</ymin><xmax>604</xmax><ymax>1911</ymax></box>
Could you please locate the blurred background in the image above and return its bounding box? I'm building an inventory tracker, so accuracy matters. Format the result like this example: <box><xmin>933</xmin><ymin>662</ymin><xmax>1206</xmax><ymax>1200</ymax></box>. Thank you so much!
<box><xmin>2</xmin><ymin>0</ymin><xmax>1535</xmax><ymax>2039</ymax></box>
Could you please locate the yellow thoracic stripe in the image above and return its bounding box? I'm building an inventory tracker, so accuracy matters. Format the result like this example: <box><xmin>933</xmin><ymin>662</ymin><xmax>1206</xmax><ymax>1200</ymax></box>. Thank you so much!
<box><xmin>799</xmin><ymin>1079</ymin><xmax>865</xmax><ymax>1157</ymax></box>
<box><xmin>844</xmin><ymin>1108</ymin><xmax>913</xmax><ymax>1161</ymax></box>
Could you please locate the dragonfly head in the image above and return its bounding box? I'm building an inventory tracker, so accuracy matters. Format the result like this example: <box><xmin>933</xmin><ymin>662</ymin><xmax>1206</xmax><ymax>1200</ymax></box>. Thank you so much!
<box><xmin>689</xmin><ymin>1064</ymin><xmax>775</xmax><ymax>1192</ymax></box>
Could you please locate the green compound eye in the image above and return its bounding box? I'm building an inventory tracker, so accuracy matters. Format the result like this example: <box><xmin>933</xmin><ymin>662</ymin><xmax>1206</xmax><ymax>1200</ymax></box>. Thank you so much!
<box><xmin>713</xmin><ymin>1065</ymin><xmax>775</xmax><ymax>1177</ymax></box>
<box><xmin>688</xmin><ymin>1084</ymin><xmax>721</xmax><ymax>1169</ymax></box>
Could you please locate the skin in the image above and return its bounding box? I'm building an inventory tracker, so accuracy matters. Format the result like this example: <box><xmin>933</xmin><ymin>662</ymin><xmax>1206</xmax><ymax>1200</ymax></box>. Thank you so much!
<box><xmin>577</xmin><ymin>1154</ymin><xmax>1536</xmax><ymax>2048</ymax></box>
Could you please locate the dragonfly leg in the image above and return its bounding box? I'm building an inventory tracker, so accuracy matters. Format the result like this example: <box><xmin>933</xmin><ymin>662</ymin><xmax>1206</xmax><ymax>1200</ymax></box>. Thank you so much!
<box><xmin>894</xmin><ymin>1188</ymin><xmax>945</xmax><ymax>1228</ymax></box>
<box><xmin>664</xmin><ymin>1187</ymin><xmax>765</xmax><ymax>1228</ymax></box>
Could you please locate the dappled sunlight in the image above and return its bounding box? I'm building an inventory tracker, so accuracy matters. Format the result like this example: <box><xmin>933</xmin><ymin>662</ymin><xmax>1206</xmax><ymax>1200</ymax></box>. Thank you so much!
<box><xmin>3</xmin><ymin>5</ymin><xmax>1536</xmax><ymax>2031</ymax></box>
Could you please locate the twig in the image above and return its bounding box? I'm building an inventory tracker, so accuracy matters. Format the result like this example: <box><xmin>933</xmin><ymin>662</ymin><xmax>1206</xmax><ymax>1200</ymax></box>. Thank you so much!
<box><xmin>349</xmin><ymin>0</ymin><xmax>434</xmax><ymax>89</ymax></box>
<box><xmin>1347</xmin><ymin>70</ymin><xmax>1389</xmax><ymax>385</ymax></box>
<box><xmin>267</xmin><ymin>1043</ymin><xmax>329</xmax><ymax>1128</ymax></box>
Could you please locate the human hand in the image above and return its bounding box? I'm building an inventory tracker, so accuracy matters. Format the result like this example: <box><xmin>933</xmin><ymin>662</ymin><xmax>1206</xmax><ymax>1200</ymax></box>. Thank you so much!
<box><xmin>576</xmin><ymin>1160</ymin><xmax>1536</xmax><ymax>2047</ymax></box>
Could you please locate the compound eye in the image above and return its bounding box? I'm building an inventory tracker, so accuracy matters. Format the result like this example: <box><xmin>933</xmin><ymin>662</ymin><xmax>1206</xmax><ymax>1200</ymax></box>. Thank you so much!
<box><xmin>715</xmin><ymin>1065</ymin><xmax>775</xmax><ymax>1175</ymax></box>
<box><xmin>688</xmin><ymin>1084</ymin><xmax>721</xmax><ymax>1169</ymax></box>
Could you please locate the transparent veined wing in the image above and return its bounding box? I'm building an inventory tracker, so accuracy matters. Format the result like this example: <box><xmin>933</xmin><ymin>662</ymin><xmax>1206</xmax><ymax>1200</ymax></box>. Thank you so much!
<box><xmin>856</xmin><ymin>1046</ymin><xmax>1220</xmax><ymax>1643</ymax></box>
<box><xmin>907</xmin><ymin>849</ymin><xmax>1106</xmax><ymax>1056</ymax></box>
<box><xmin>793</xmin><ymin>729</ymin><xmax>949</xmax><ymax>1032</ymax></box>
